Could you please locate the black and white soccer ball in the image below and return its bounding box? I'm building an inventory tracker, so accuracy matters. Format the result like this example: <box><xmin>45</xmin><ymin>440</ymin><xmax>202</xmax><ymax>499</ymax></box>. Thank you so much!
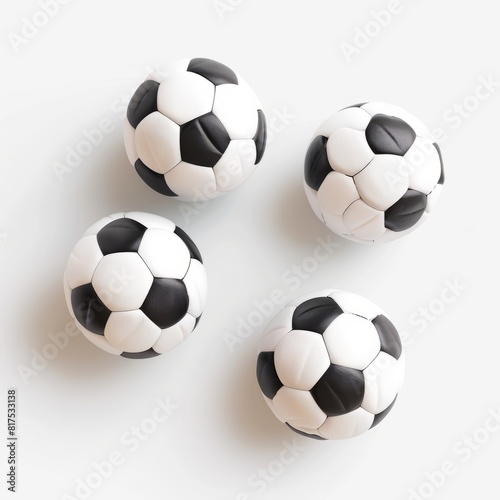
<box><xmin>304</xmin><ymin>102</ymin><xmax>445</xmax><ymax>243</ymax></box>
<box><xmin>256</xmin><ymin>289</ymin><xmax>405</xmax><ymax>440</ymax></box>
<box><xmin>63</xmin><ymin>212</ymin><xmax>207</xmax><ymax>359</ymax></box>
<box><xmin>124</xmin><ymin>57</ymin><xmax>267</xmax><ymax>201</ymax></box>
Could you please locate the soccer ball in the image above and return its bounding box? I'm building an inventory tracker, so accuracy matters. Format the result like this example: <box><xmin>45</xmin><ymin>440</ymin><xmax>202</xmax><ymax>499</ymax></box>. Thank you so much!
<box><xmin>124</xmin><ymin>57</ymin><xmax>267</xmax><ymax>201</ymax></box>
<box><xmin>63</xmin><ymin>212</ymin><xmax>207</xmax><ymax>358</ymax></box>
<box><xmin>304</xmin><ymin>102</ymin><xmax>445</xmax><ymax>243</ymax></box>
<box><xmin>256</xmin><ymin>289</ymin><xmax>405</xmax><ymax>440</ymax></box>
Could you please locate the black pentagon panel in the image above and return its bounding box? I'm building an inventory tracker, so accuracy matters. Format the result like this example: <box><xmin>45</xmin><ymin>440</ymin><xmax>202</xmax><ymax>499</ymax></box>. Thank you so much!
<box><xmin>384</xmin><ymin>189</ymin><xmax>427</xmax><ymax>232</ymax></box>
<box><xmin>174</xmin><ymin>226</ymin><xmax>203</xmax><ymax>263</ymax></box>
<box><xmin>256</xmin><ymin>352</ymin><xmax>283</xmax><ymax>400</ymax></box>
<box><xmin>370</xmin><ymin>396</ymin><xmax>398</xmax><ymax>428</ymax></box>
<box><xmin>71</xmin><ymin>284</ymin><xmax>111</xmax><ymax>335</ymax></box>
<box><xmin>304</xmin><ymin>136</ymin><xmax>332</xmax><ymax>191</ymax></box>
<box><xmin>286</xmin><ymin>423</ymin><xmax>326</xmax><ymax>440</ymax></box>
<box><xmin>434</xmin><ymin>143</ymin><xmax>445</xmax><ymax>185</ymax></box>
<box><xmin>187</xmin><ymin>57</ymin><xmax>238</xmax><ymax>86</ymax></box>
<box><xmin>311</xmin><ymin>364</ymin><xmax>364</xmax><ymax>417</ymax></box>
<box><xmin>141</xmin><ymin>278</ymin><xmax>189</xmax><ymax>329</ymax></box>
<box><xmin>96</xmin><ymin>218</ymin><xmax>147</xmax><ymax>255</ymax></box>
<box><xmin>127</xmin><ymin>80</ymin><xmax>159</xmax><ymax>129</ymax></box>
<box><xmin>135</xmin><ymin>159</ymin><xmax>178</xmax><ymax>197</ymax></box>
<box><xmin>180</xmin><ymin>112</ymin><xmax>231</xmax><ymax>167</ymax></box>
<box><xmin>254</xmin><ymin>110</ymin><xmax>267</xmax><ymax>165</ymax></box>
<box><xmin>365</xmin><ymin>114</ymin><xmax>416</xmax><ymax>156</ymax></box>
<box><xmin>292</xmin><ymin>297</ymin><xmax>343</xmax><ymax>334</ymax></box>
<box><xmin>372</xmin><ymin>315</ymin><xmax>402</xmax><ymax>360</ymax></box>
<box><xmin>121</xmin><ymin>348</ymin><xmax>162</xmax><ymax>360</ymax></box>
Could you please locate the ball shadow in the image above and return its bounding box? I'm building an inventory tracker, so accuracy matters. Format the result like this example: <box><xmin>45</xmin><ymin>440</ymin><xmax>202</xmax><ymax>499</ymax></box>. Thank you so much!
<box><xmin>272</xmin><ymin>175</ymin><xmax>375</xmax><ymax>266</ymax></box>
<box><xmin>225</xmin><ymin>347</ymin><xmax>297</xmax><ymax>453</ymax></box>
<box><xmin>23</xmin><ymin>272</ymin><xmax>123</xmax><ymax>381</ymax></box>
<box><xmin>94</xmin><ymin>134</ymin><xmax>236</xmax><ymax>238</ymax></box>
<box><xmin>273</xmin><ymin>172</ymin><xmax>340</xmax><ymax>246</ymax></box>
<box><xmin>91</xmin><ymin>136</ymin><xmax>181</xmax><ymax>218</ymax></box>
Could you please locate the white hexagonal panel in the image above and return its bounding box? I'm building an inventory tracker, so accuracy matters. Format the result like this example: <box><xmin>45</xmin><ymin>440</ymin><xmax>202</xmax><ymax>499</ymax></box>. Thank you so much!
<box><xmin>405</xmin><ymin>138</ymin><xmax>441</xmax><ymax>195</ymax></box>
<box><xmin>262</xmin><ymin>395</ymin><xmax>286</xmax><ymax>423</ymax></box>
<box><xmin>104</xmin><ymin>310</ymin><xmax>161</xmax><ymax>353</ymax></box>
<box><xmin>323</xmin><ymin>313</ymin><xmax>381</xmax><ymax>370</ymax></box>
<box><xmin>343</xmin><ymin>199</ymin><xmax>385</xmax><ymax>241</ymax></box>
<box><xmin>147</xmin><ymin>59</ymin><xmax>190</xmax><ymax>83</ymax></box>
<box><xmin>323</xmin><ymin>211</ymin><xmax>350</xmax><ymax>236</ymax></box>
<box><xmin>362</xmin><ymin>351</ymin><xmax>405</xmax><ymax>414</ymax></box>
<box><xmin>65</xmin><ymin>235</ymin><xmax>103</xmax><ymax>289</ymax></box>
<box><xmin>63</xmin><ymin>277</ymin><xmax>73</xmax><ymax>318</ymax></box>
<box><xmin>318</xmin><ymin>171</ymin><xmax>360</xmax><ymax>216</ymax></box>
<box><xmin>157</xmin><ymin>72</ymin><xmax>215</xmax><ymax>125</ymax></box>
<box><xmin>371</xmin><ymin>229</ymin><xmax>397</xmax><ymax>244</ymax></box>
<box><xmin>273</xmin><ymin>387</ymin><xmax>326</xmax><ymax>430</ymax></box>
<box><xmin>327</xmin><ymin>127</ymin><xmax>374</xmax><ymax>176</ymax></box>
<box><xmin>354</xmin><ymin>155</ymin><xmax>409</xmax><ymax>211</ymax></box>
<box><xmin>183</xmin><ymin>260</ymin><xmax>208</xmax><ymax>318</ymax></box>
<box><xmin>213</xmin><ymin>139</ymin><xmax>257</xmax><ymax>192</ymax></box>
<box><xmin>79</xmin><ymin>323</ymin><xmax>123</xmax><ymax>356</ymax></box>
<box><xmin>359</xmin><ymin>102</ymin><xmax>387</xmax><ymax>116</ymax></box>
<box><xmin>138</xmin><ymin>228</ymin><xmax>191</xmax><ymax>279</ymax></box>
<box><xmin>234</xmin><ymin>74</ymin><xmax>263</xmax><ymax>109</ymax></box>
<box><xmin>164</xmin><ymin>161</ymin><xmax>220</xmax><ymax>201</ymax></box>
<box><xmin>213</xmin><ymin>84</ymin><xmax>259</xmax><ymax>139</ymax></box>
<box><xmin>328</xmin><ymin>290</ymin><xmax>382</xmax><ymax>321</ymax></box>
<box><xmin>123</xmin><ymin>119</ymin><xmax>138</xmax><ymax>164</ymax></box>
<box><xmin>274</xmin><ymin>330</ymin><xmax>330</xmax><ymax>390</ymax></box>
<box><xmin>304</xmin><ymin>182</ymin><xmax>324</xmax><ymax>221</ymax></box>
<box><xmin>134</xmin><ymin>112</ymin><xmax>181</xmax><ymax>174</ymax></box>
<box><xmin>258</xmin><ymin>306</ymin><xmax>295</xmax><ymax>353</ymax></box>
<box><xmin>92</xmin><ymin>252</ymin><xmax>153</xmax><ymax>311</ymax></box>
<box><xmin>315</xmin><ymin>107</ymin><xmax>371</xmax><ymax>137</ymax></box>
<box><xmin>425</xmin><ymin>184</ymin><xmax>443</xmax><ymax>214</ymax></box>
<box><xmin>153</xmin><ymin>313</ymin><xmax>196</xmax><ymax>354</ymax></box>
<box><xmin>319</xmin><ymin>407</ymin><xmax>374</xmax><ymax>440</ymax></box>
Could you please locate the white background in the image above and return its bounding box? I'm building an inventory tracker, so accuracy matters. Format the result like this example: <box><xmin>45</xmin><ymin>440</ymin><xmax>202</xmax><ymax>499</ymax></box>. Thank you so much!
<box><xmin>1</xmin><ymin>1</ymin><xmax>499</xmax><ymax>499</ymax></box>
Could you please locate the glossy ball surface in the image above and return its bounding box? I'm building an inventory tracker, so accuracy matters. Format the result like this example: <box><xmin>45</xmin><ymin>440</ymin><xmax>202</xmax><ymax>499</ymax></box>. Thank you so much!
<box><xmin>304</xmin><ymin>102</ymin><xmax>444</xmax><ymax>243</ymax></box>
<box><xmin>124</xmin><ymin>58</ymin><xmax>267</xmax><ymax>201</ymax></box>
<box><xmin>63</xmin><ymin>212</ymin><xmax>207</xmax><ymax>358</ymax></box>
<box><xmin>257</xmin><ymin>289</ymin><xmax>405</xmax><ymax>440</ymax></box>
